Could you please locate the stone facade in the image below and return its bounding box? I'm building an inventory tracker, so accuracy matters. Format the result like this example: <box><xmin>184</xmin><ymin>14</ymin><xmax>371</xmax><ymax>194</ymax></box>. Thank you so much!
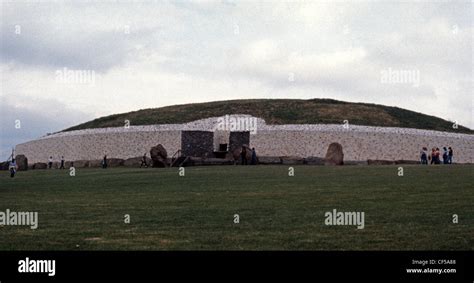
<box><xmin>229</xmin><ymin>131</ymin><xmax>250</xmax><ymax>153</ymax></box>
<box><xmin>251</xmin><ymin>128</ymin><xmax>473</xmax><ymax>162</ymax></box>
<box><xmin>16</xmin><ymin>130</ymin><xmax>181</xmax><ymax>164</ymax></box>
<box><xmin>181</xmin><ymin>131</ymin><xmax>214</xmax><ymax>158</ymax></box>
<box><xmin>15</xmin><ymin>115</ymin><xmax>474</xmax><ymax>164</ymax></box>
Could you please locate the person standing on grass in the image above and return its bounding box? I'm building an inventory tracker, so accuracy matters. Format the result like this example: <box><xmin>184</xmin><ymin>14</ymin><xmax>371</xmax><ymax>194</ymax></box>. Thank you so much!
<box><xmin>435</xmin><ymin>148</ymin><xmax>441</xmax><ymax>164</ymax></box>
<box><xmin>241</xmin><ymin>146</ymin><xmax>248</xmax><ymax>165</ymax></box>
<box><xmin>251</xmin><ymin>147</ymin><xmax>257</xmax><ymax>165</ymax></box>
<box><xmin>448</xmin><ymin>147</ymin><xmax>454</xmax><ymax>164</ymax></box>
<box><xmin>9</xmin><ymin>158</ymin><xmax>17</xmax><ymax>178</ymax></box>
<box><xmin>420</xmin><ymin>147</ymin><xmax>428</xmax><ymax>165</ymax></box>
<box><xmin>442</xmin><ymin>147</ymin><xmax>449</xmax><ymax>164</ymax></box>
<box><xmin>430</xmin><ymin>148</ymin><xmax>435</xmax><ymax>165</ymax></box>
<box><xmin>48</xmin><ymin>156</ymin><xmax>53</xmax><ymax>169</ymax></box>
<box><xmin>102</xmin><ymin>155</ymin><xmax>108</xmax><ymax>169</ymax></box>
<box><xmin>60</xmin><ymin>156</ymin><xmax>65</xmax><ymax>169</ymax></box>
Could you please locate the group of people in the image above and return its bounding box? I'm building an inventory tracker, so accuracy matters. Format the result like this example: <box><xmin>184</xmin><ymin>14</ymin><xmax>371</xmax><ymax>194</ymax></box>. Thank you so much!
<box><xmin>420</xmin><ymin>147</ymin><xmax>453</xmax><ymax>165</ymax></box>
<box><xmin>47</xmin><ymin>156</ymin><xmax>66</xmax><ymax>169</ymax></box>
<box><xmin>240</xmin><ymin>146</ymin><xmax>258</xmax><ymax>165</ymax></box>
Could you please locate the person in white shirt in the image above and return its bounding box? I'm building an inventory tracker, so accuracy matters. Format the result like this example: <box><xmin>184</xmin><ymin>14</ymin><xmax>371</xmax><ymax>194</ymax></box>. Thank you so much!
<box><xmin>9</xmin><ymin>158</ymin><xmax>17</xmax><ymax>178</ymax></box>
<box><xmin>48</xmin><ymin>156</ymin><xmax>53</xmax><ymax>169</ymax></box>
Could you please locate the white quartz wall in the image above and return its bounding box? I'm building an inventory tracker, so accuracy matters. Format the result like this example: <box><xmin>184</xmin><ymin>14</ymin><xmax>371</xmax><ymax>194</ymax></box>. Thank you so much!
<box><xmin>16</xmin><ymin>130</ymin><xmax>181</xmax><ymax>163</ymax></box>
<box><xmin>15</xmin><ymin>115</ymin><xmax>474</xmax><ymax>164</ymax></box>
<box><xmin>250</xmin><ymin>129</ymin><xmax>473</xmax><ymax>162</ymax></box>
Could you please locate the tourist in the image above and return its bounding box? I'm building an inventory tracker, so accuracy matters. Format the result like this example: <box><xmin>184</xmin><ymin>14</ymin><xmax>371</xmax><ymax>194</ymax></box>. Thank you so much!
<box><xmin>435</xmin><ymin>148</ymin><xmax>441</xmax><ymax>164</ymax></box>
<box><xmin>102</xmin><ymin>155</ymin><xmax>108</xmax><ymax>169</ymax></box>
<box><xmin>430</xmin><ymin>148</ymin><xmax>436</xmax><ymax>165</ymax></box>
<box><xmin>9</xmin><ymin>158</ymin><xmax>17</xmax><ymax>178</ymax></box>
<box><xmin>420</xmin><ymin>147</ymin><xmax>428</xmax><ymax>165</ymax></box>
<box><xmin>448</xmin><ymin>147</ymin><xmax>453</xmax><ymax>164</ymax></box>
<box><xmin>251</xmin><ymin>147</ymin><xmax>257</xmax><ymax>165</ymax></box>
<box><xmin>241</xmin><ymin>146</ymin><xmax>247</xmax><ymax>165</ymax></box>
<box><xmin>442</xmin><ymin>147</ymin><xmax>449</xmax><ymax>164</ymax></box>
<box><xmin>48</xmin><ymin>156</ymin><xmax>53</xmax><ymax>169</ymax></box>
<box><xmin>140</xmin><ymin>153</ymin><xmax>148</xmax><ymax>168</ymax></box>
<box><xmin>60</xmin><ymin>156</ymin><xmax>65</xmax><ymax>169</ymax></box>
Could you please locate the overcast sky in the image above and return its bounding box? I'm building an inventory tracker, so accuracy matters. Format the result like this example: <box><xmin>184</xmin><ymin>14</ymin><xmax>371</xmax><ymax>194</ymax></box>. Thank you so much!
<box><xmin>0</xmin><ymin>1</ymin><xmax>472</xmax><ymax>159</ymax></box>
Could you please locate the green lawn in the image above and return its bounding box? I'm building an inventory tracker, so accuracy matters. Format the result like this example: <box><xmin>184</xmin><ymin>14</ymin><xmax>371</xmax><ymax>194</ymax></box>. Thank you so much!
<box><xmin>0</xmin><ymin>165</ymin><xmax>472</xmax><ymax>250</ymax></box>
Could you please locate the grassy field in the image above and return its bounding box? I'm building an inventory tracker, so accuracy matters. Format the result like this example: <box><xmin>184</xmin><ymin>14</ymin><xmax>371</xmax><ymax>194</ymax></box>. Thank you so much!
<box><xmin>0</xmin><ymin>165</ymin><xmax>472</xmax><ymax>250</ymax></box>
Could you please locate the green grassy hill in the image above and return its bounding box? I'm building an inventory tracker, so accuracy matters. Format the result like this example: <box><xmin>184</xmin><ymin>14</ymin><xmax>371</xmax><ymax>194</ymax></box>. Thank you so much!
<box><xmin>64</xmin><ymin>99</ymin><xmax>472</xmax><ymax>133</ymax></box>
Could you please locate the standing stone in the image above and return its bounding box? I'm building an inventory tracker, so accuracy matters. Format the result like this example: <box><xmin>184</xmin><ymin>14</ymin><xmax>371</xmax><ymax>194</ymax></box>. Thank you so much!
<box><xmin>232</xmin><ymin>145</ymin><xmax>252</xmax><ymax>164</ymax></box>
<box><xmin>325</xmin><ymin>143</ymin><xmax>344</xmax><ymax>166</ymax></box>
<box><xmin>232</xmin><ymin>148</ymin><xmax>241</xmax><ymax>163</ymax></box>
<box><xmin>150</xmin><ymin>144</ymin><xmax>168</xmax><ymax>167</ymax></box>
<box><xmin>15</xmin><ymin>155</ymin><xmax>28</xmax><ymax>171</ymax></box>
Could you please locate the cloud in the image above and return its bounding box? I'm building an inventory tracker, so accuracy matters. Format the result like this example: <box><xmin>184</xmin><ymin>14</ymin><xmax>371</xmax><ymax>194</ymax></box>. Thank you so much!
<box><xmin>0</xmin><ymin>0</ymin><xmax>472</xmax><ymax>158</ymax></box>
<box><xmin>0</xmin><ymin>94</ymin><xmax>93</xmax><ymax>160</ymax></box>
